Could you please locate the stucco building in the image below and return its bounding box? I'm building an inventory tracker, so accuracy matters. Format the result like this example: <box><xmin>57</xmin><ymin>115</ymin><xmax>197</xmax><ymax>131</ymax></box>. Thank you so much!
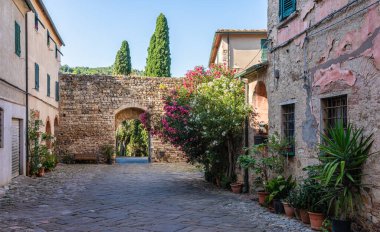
<box><xmin>209</xmin><ymin>29</ymin><xmax>267</xmax><ymax>73</ymax></box>
<box><xmin>262</xmin><ymin>0</ymin><xmax>380</xmax><ymax>229</ymax></box>
<box><xmin>0</xmin><ymin>0</ymin><xmax>63</xmax><ymax>186</ymax></box>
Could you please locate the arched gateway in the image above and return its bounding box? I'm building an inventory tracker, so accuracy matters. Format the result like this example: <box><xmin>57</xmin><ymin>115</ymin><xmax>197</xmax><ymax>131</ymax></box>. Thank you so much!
<box><xmin>56</xmin><ymin>75</ymin><xmax>185</xmax><ymax>163</ymax></box>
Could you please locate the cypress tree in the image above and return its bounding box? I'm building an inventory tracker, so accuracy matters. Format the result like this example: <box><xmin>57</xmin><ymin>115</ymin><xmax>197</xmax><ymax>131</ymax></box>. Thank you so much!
<box><xmin>145</xmin><ymin>13</ymin><xmax>171</xmax><ymax>77</ymax></box>
<box><xmin>113</xmin><ymin>40</ymin><xmax>131</xmax><ymax>75</ymax></box>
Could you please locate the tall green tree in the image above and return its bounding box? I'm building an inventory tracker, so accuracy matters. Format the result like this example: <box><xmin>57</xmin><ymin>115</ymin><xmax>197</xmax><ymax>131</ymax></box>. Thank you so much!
<box><xmin>145</xmin><ymin>13</ymin><xmax>171</xmax><ymax>77</ymax></box>
<box><xmin>113</xmin><ymin>40</ymin><xmax>131</xmax><ymax>75</ymax></box>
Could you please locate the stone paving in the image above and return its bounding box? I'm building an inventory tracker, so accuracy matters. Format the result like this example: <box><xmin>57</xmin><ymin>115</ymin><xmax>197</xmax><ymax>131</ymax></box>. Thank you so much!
<box><xmin>0</xmin><ymin>163</ymin><xmax>312</xmax><ymax>232</ymax></box>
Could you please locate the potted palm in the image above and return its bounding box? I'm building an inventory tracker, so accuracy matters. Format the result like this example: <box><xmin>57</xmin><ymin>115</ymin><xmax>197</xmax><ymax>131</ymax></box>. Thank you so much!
<box><xmin>316</xmin><ymin>123</ymin><xmax>378</xmax><ymax>232</ymax></box>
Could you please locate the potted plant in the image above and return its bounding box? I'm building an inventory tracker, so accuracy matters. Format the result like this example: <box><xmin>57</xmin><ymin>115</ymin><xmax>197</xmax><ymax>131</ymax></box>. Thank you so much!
<box><xmin>306</xmin><ymin>178</ymin><xmax>327</xmax><ymax>231</ymax></box>
<box><xmin>230</xmin><ymin>182</ymin><xmax>243</xmax><ymax>194</ymax></box>
<box><xmin>36</xmin><ymin>163</ymin><xmax>45</xmax><ymax>177</ymax></box>
<box><xmin>282</xmin><ymin>196</ymin><xmax>295</xmax><ymax>218</ymax></box>
<box><xmin>315</xmin><ymin>123</ymin><xmax>378</xmax><ymax>232</ymax></box>
<box><xmin>265</xmin><ymin>175</ymin><xmax>296</xmax><ymax>214</ymax></box>
<box><xmin>288</xmin><ymin>187</ymin><xmax>302</xmax><ymax>220</ymax></box>
<box><xmin>100</xmin><ymin>145</ymin><xmax>116</xmax><ymax>164</ymax></box>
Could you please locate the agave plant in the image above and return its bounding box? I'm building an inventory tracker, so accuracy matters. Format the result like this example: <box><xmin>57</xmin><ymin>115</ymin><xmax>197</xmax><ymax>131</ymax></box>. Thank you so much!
<box><xmin>316</xmin><ymin>122</ymin><xmax>378</xmax><ymax>220</ymax></box>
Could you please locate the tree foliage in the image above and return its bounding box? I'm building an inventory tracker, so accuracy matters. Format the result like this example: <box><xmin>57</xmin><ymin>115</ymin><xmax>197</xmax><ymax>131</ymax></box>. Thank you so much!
<box><xmin>113</xmin><ymin>40</ymin><xmax>132</xmax><ymax>75</ymax></box>
<box><xmin>116</xmin><ymin>119</ymin><xmax>148</xmax><ymax>157</ymax></box>
<box><xmin>145</xmin><ymin>13</ymin><xmax>171</xmax><ymax>77</ymax></box>
<box><xmin>60</xmin><ymin>65</ymin><xmax>143</xmax><ymax>76</ymax></box>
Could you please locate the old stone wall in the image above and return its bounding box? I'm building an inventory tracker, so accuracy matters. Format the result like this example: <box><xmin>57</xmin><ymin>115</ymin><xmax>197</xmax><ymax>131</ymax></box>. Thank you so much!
<box><xmin>56</xmin><ymin>74</ymin><xmax>185</xmax><ymax>163</ymax></box>
<box><xmin>267</xmin><ymin>0</ymin><xmax>380</xmax><ymax>229</ymax></box>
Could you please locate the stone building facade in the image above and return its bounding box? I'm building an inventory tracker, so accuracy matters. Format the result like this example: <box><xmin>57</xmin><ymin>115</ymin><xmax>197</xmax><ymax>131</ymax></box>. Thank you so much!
<box><xmin>264</xmin><ymin>0</ymin><xmax>380</xmax><ymax>229</ymax></box>
<box><xmin>57</xmin><ymin>74</ymin><xmax>185</xmax><ymax>163</ymax></box>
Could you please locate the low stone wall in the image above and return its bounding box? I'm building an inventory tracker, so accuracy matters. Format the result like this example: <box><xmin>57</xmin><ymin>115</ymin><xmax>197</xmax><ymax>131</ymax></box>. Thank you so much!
<box><xmin>56</xmin><ymin>74</ymin><xmax>185</xmax><ymax>162</ymax></box>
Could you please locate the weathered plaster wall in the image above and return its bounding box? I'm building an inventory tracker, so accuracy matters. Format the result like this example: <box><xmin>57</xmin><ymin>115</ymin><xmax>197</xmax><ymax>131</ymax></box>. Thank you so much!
<box><xmin>57</xmin><ymin>74</ymin><xmax>185</xmax><ymax>163</ymax></box>
<box><xmin>267</xmin><ymin>0</ymin><xmax>380</xmax><ymax>229</ymax></box>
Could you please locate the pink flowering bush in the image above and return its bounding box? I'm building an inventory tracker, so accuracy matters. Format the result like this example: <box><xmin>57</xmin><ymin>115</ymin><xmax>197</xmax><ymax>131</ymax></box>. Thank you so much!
<box><xmin>143</xmin><ymin>65</ymin><xmax>251</xmax><ymax>183</ymax></box>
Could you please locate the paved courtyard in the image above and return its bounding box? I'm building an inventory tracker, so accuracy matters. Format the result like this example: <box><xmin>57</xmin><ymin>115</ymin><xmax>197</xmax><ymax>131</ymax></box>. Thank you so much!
<box><xmin>0</xmin><ymin>163</ymin><xmax>311</xmax><ymax>232</ymax></box>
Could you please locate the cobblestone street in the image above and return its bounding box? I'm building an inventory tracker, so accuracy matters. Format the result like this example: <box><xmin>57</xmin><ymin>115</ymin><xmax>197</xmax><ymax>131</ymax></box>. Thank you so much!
<box><xmin>0</xmin><ymin>163</ymin><xmax>311</xmax><ymax>232</ymax></box>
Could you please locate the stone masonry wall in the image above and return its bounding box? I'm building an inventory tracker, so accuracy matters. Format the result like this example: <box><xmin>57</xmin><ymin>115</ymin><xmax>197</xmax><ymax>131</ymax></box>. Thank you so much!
<box><xmin>267</xmin><ymin>0</ymin><xmax>380</xmax><ymax>230</ymax></box>
<box><xmin>56</xmin><ymin>74</ymin><xmax>185</xmax><ymax>163</ymax></box>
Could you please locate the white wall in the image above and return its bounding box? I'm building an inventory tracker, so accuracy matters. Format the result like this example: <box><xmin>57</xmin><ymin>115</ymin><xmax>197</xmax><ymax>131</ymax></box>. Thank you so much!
<box><xmin>0</xmin><ymin>100</ymin><xmax>26</xmax><ymax>186</ymax></box>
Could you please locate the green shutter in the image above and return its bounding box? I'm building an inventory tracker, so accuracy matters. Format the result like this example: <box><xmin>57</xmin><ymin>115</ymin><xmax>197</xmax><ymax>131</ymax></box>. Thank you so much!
<box><xmin>15</xmin><ymin>21</ymin><xmax>21</xmax><ymax>57</ymax></box>
<box><xmin>55</xmin><ymin>81</ymin><xmax>59</xmax><ymax>101</ymax></box>
<box><xmin>47</xmin><ymin>74</ymin><xmax>51</xmax><ymax>97</ymax></box>
<box><xmin>261</xmin><ymin>39</ymin><xmax>268</xmax><ymax>62</ymax></box>
<box><xmin>47</xmin><ymin>30</ymin><xmax>50</xmax><ymax>46</ymax></box>
<box><xmin>35</xmin><ymin>63</ymin><xmax>39</xmax><ymax>90</ymax></box>
<box><xmin>280</xmin><ymin>0</ymin><xmax>296</xmax><ymax>21</ymax></box>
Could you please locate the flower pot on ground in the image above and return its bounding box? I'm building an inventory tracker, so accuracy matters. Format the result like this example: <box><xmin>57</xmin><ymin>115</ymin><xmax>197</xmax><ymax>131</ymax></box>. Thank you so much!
<box><xmin>230</xmin><ymin>183</ymin><xmax>243</xmax><ymax>194</ymax></box>
<box><xmin>332</xmin><ymin>219</ymin><xmax>351</xmax><ymax>232</ymax></box>
<box><xmin>283</xmin><ymin>202</ymin><xmax>295</xmax><ymax>218</ymax></box>
<box><xmin>308</xmin><ymin>212</ymin><xmax>325</xmax><ymax>231</ymax></box>
<box><xmin>257</xmin><ymin>191</ymin><xmax>269</xmax><ymax>206</ymax></box>
<box><xmin>300</xmin><ymin>209</ymin><xmax>310</xmax><ymax>224</ymax></box>
<box><xmin>265</xmin><ymin>175</ymin><xmax>296</xmax><ymax>213</ymax></box>
<box><xmin>37</xmin><ymin>167</ymin><xmax>45</xmax><ymax>177</ymax></box>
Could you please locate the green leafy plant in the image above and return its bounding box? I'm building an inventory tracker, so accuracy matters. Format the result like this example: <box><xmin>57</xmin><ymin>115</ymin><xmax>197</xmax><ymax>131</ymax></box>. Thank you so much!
<box><xmin>265</xmin><ymin>175</ymin><xmax>296</xmax><ymax>203</ymax></box>
<box><xmin>315</xmin><ymin>122</ymin><xmax>378</xmax><ymax>220</ymax></box>
<box><xmin>100</xmin><ymin>145</ymin><xmax>115</xmax><ymax>162</ymax></box>
<box><xmin>237</xmin><ymin>154</ymin><xmax>256</xmax><ymax>169</ymax></box>
<box><xmin>43</xmin><ymin>151</ymin><xmax>58</xmax><ymax>171</ymax></box>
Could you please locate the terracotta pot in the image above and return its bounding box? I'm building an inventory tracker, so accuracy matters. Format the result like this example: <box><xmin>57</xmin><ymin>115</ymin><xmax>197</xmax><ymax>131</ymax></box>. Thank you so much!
<box><xmin>37</xmin><ymin>167</ymin><xmax>45</xmax><ymax>177</ymax></box>
<box><xmin>257</xmin><ymin>191</ymin><xmax>269</xmax><ymax>205</ymax></box>
<box><xmin>230</xmin><ymin>183</ymin><xmax>243</xmax><ymax>194</ymax></box>
<box><xmin>283</xmin><ymin>202</ymin><xmax>295</xmax><ymax>218</ymax></box>
<box><xmin>308</xmin><ymin>212</ymin><xmax>325</xmax><ymax>231</ymax></box>
<box><xmin>300</xmin><ymin>209</ymin><xmax>310</xmax><ymax>224</ymax></box>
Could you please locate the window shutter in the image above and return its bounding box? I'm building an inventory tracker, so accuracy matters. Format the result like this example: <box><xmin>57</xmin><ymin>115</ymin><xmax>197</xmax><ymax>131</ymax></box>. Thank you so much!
<box><xmin>55</xmin><ymin>81</ymin><xmax>59</xmax><ymax>101</ymax></box>
<box><xmin>261</xmin><ymin>39</ymin><xmax>268</xmax><ymax>62</ymax></box>
<box><xmin>55</xmin><ymin>44</ymin><xmax>58</xmax><ymax>58</ymax></box>
<box><xmin>35</xmin><ymin>63</ymin><xmax>39</xmax><ymax>90</ymax></box>
<box><xmin>47</xmin><ymin>74</ymin><xmax>51</xmax><ymax>97</ymax></box>
<box><xmin>34</xmin><ymin>15</ymin><xmax>39</xmax><ymax>30</ymax></box>
<box><xmin>15</xmin><ymin>21</ymin><xmax>21</xmax><ymax>57</ymax></box>
<box><xmin>280</xmin><ymin>0</ymin><xmax>296</xmax><ymax>21</ymax></box>
<box><xmin>47</xmin><ymin>30</ymin><xmax>50</xmax><ymax>46</ymax></box>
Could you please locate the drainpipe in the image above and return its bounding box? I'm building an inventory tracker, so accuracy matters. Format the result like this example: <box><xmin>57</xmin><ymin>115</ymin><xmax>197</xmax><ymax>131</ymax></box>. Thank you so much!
<box><xmin>25</xmin><ymin>12</ymin><xmax>29</xmax><ymax>176</ymax></box>
<box><xmin>243</xmin><ymin>79</ymin><xmax>249</xmax><ymax>193</ymax></box>
<box><xmin>227</xmin><ymin>33</ymin><xmax>230</xmax><ymax>68</ymax></box>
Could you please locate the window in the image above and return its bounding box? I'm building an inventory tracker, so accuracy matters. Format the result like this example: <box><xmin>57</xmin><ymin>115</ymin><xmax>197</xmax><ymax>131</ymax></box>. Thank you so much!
<box><xmin>47</xmin><ymin>74</ymin><xmax>51</xmax><ymax>97</ymax></box>
<box><xmin>322</xmin><ymin>95</ymin><xmax>347</xmax><ymax>130</ymax></box>
<box><xmin>279</xmin><ymin>0</ymin><xmax>296</xmax><ymax>21</ymax></box>
<box><xmin>34</xmin><ymin>15</ymin><xmax>38</xmax><ymax>30</ymax></box>
<box><xmin>55</xmin><ymin>81</ymin><xmax>59</xmax><ymax>101</ymax></box>
<box><xmin>35</xmin><ymin>63</ymin><xmax>39</xmax><ymax>91</ymax></box>
<box><xmin>47</xmin><ymin>30</ymin><xmax>50</xmax><ymax>46</ymax></box>
<box><xmin>261</xmin><ymin>39</ymin><xmax>268</xmax><ymax>62</ymax></box>
<box><xmin>0</xmin><ymin>108</ymin><xmax>3</xmax><ymax>148</ymax></box>
<box><xmin>282</xmin><ymin>104</ymin><xmax>295</xmax><ymax>156</ymax></box>
<box><xmin>15</xmin><ymin>21</ymin><xmax>21</xmax><ymax>57</ymax></box>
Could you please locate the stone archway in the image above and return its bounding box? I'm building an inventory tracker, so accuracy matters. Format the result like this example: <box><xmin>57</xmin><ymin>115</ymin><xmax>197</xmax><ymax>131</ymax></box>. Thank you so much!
<box><xmin>114</xmin><ymin>106</ymin><xmax>151</xmax><ymax>162</ymax></box>
<box><xmin>57</xmin><ymin>75</ymin><xmax>185</xmax><ymax>163</ymax></box>
<box><xmin>253</xmin><ymin>81</ymin><xmax>268</xmax><ymax>135</ymax></box>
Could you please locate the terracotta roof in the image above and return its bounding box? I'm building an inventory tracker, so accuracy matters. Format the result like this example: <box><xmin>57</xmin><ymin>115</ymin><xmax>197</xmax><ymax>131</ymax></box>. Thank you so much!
<box><xmin>209</xmin><ymin>29</ymin><xmax>267</xmax><ymax>67</ymax></box>
<box><xmin>215</xmin><ymin>29</ymin><xmax>267</xmax><ymax>33</ymax></box>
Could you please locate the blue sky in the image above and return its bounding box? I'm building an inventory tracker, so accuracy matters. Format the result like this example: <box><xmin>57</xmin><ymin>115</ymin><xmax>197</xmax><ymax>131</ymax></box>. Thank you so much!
<box><xmin>44</xmin><ymin>0</ymin><xmax>267</xmax><ymax>77</ymax></box>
